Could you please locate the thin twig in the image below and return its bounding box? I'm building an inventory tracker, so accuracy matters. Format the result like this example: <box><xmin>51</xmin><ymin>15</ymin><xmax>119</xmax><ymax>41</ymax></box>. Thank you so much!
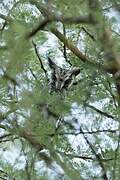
<box><xmin>32</xmin><ymin>41</ymin><xmax>49</xmax><ymax>82</ymax></box>
<box><xmin>1</xmin><ymin>67</ymin><xmax>18</xmax><ymax>85</ymax></box>
<box><xmin>0</xmin><ymin>13</ymin><xmax>12</xmax><ymax>23</ymax></box>
<box><xmin>26</xmin><ymin>18</ymin><xmax>50</xmax><ymax>39</ymax></box>
<box><xmin>112</xmin><ymin>123</ymin><xmax>120</xmax><ymax>180</ymax></box>
<box><xmin>85</xmin><ymin>103</ymin><xmax>115</xmax><ymax>119</ymax></box>
<box><xmin>0</xmin><ymin>133</ymin><xmax>12</xmax><ymax>139</ymax></box>
<box><xmin>105</xmin><ymin>78</ymin><xmax>118</xmax><ymax>108</ymax></box>
<box><xmin>80</xmin><ymin>127</ymin><xmax>108</xmax><ymax>180</ymax></box>
<box><xmin>56</xmin><ymin>150</ymin><xmax>113</xmax><ymax>161</ymax></box>
<box><xmin>28</xmin><ymin>67</ymin><xmax>38</xmax><ymax>81</ymax></box>
<box><xmin>111</xmin><ymin>29</ymin><xmax>120</xmax><ymax>37</ymax></box>
<box><xmin>0</xmin><ymin>1</ymin><xmax>20</xmax><ymax>33</ymax></box>
<box><xmin>63</xmin><ymin>23</ymin><xmax>72</xmax><ymax>66</ymax></box>
<box><xmin>51</xmin><ymin>28</ymin><xmax>113</xmax><ymax>74</ymax></box>
<box><xmin>0</xmin><ymin>177</ymin><xmax>6</xmax><ymax>180</ymax></box>
<box><xmin>81</xmin><ymin>26</ymin><xmax>96</xmax><ymax>41</ymax></box>
<box><xmin>0</xmin><ymin>169</ymin><xmax>16</xmax><ymax>180</ymax></box>
<box><xmin>83</xmin><ymin>72</ymin><xmax>96</xmax><ymax>103</ymax></box>
<box><xmin>49</xmin><ymin>129</ymin><xmax>118</xmax><ymax>137</ymax></box>
<box><xmin>102</xmin><ymin>5</ymin><xmax>114</xmax><ymax>11</ymax></box>
<box><xmin>0</xmin><ymin>137</ymin><xmax>18</xmax><ymax>143</ymax></box>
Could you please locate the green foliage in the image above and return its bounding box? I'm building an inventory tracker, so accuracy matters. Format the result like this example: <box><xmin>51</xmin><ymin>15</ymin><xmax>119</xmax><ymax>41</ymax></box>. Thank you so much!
<box><xmin>52</xmin><ymin>0</ymin><xmax>88</xmax><ymax>16</ymax></box>
<box><xmin>0</xmin><ymin>0</ymin><xmax>120</xmax><ymax>179</ymax></box>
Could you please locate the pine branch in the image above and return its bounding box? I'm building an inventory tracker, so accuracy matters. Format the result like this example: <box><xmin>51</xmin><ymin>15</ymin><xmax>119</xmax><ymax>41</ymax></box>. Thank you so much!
<box><xmin>85</xmin><ymin>103</ymin><xmax>115</xmax><ymax>119</ymax></box>
<box><xmin>80</xmin><ymin>127</ymin><xmax>108</xmax><ymax>180</ymax></box>
<box><xmin>63</xmin><ymin>24</ymin><xmax>72</xmax><ymax>66</ymax></box>
<box><xmin>32</xmin><ymin>41</ymin><xmax>49</xmax><ymax>82</ymax></box>
<box><xmin>26</xmin><ymin>18</ymin><xmax>50</xmax><ymax>38</ymax></box>
<box><xmin>49</xmin><ymin>128</ymin><xmax>118</xmax><ymax>137</ymax></box>
<box><xmin>81</xmin><ymin>26</ymin><xmax>96</xmax><ymax>41</ymax></box>
<box><xmin>112</xmin><ymin>123</ymin><xmax>120</xmax><ymax>180</ymax></box>
<box><xmin>51</xmin><ymin>28</ymin><xmax>114</xmax><ymax>74</ymax></box>
<box><xmin>57</xmin><ymin>150</ymin><xmax>113</xmax><ymax>162</ymax></box>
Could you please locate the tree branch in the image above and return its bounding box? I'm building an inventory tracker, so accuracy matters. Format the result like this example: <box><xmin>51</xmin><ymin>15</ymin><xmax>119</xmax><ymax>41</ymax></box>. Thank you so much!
<box><xmin>26</xmin><ymin>18</ymin><xmax>50</xmax><ymax>39</ymax></box>
<box><xmin>0</xmin><ymin>13</ymin><xmax>12</xmax><ymax>23</ymax></box>
<box><xmin>32</xmin><ymin>41</ymin><xmax>49</xmax><ymax>81</ymax></box>
<box><xmin>50</xmin><ymin>28</ymin><xmax>114</xmax><ymax>73</ymax></box>
<box><xmin>112</xmin><ymin>123</ymin><xmax>120</xmax><ymax>180</ymax></box>
<box><xmin>80</xmin><ymin>127</ymin><xmax>108</xmax><ymax>180</ymax></box>
<box><xmin>1</xmin><ymin>67</ymin><xmax>18</xmax><ymax>86</ymax></box>
<box><xmin>56</xmin><ymin>150</ymin><xmax>113</xmax><ymax>161</ymax></box>
<box><xmin>49</xmin><ymin>129</ymin><xmax>118</xmax><ymax>137</ymax></box>
<box><xmin>85</xmin><ymin>103</ymin><xmax>115</xmax><ymax>119</ymax></box>
<box><xmin>81</xmin><ymin>26</ymin><xmax>96</xmax><ymax>41</ymax></box>
<box><xmin>63</xmin><ymin>23</ymin><xmax>72</xmax><ymax>66</ymax></box>
<box><xmin>1</xmin><ymin>2</ymin><xmax>117</xmax><ymax>75</ymax></box>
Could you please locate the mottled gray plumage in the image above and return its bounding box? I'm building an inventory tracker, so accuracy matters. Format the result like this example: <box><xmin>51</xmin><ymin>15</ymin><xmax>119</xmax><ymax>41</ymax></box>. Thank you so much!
<box><xmin>48</xmin><ymin>57</ymin><xmax>80</xmax><ymax>92</ymax></box>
